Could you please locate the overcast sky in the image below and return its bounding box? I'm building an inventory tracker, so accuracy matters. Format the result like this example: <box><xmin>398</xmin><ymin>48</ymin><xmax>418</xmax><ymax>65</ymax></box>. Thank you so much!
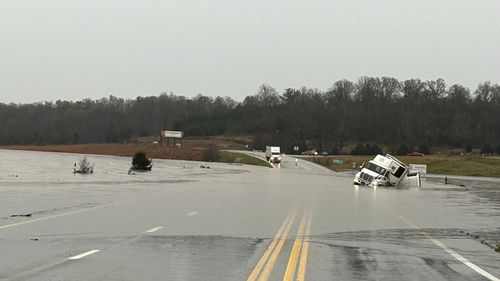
<box><xmin>1</xmin><ymin>0</ymin><xmax>499</xmax><ymax>103</ymax></box>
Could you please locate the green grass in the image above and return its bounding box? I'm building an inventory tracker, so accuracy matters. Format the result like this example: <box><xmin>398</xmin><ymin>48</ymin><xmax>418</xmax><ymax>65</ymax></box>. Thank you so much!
<box><xmin>216</xmin><ymin>151</ymin><xmax>271</xmax><ymax>168</ymax></box>
<box><xmin>304</xmin><ymin>155</ymin><xmax>500</xmax><ymax>178</ymax></box>
<box><xmin>427</xmin><ymin>157</ymin><xmax>500</xmax><ymax>177</ymax></box>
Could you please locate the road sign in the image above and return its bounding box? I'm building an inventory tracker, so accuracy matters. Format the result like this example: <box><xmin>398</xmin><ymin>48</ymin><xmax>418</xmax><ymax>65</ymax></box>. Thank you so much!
<box><xmin>160</xmin><ymin>130</ymin><xmax>183</xmax><ymax>147</ymax></box>
<box><xmin>162</xmin><ymin>130</ymin><xmax>183</xmax><ymax>138</ymax></box>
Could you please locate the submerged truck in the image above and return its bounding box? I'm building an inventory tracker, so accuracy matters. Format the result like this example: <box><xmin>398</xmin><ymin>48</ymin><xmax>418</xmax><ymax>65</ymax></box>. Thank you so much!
<box><xmin>265</xmin><ymin>146</ymin><xmax>281</xmax><ymax>163</ymax></box>
<box><xmin>354</xmin><ymin>154</ymin><xmax>421</xmax><ymax>187</ymax></box>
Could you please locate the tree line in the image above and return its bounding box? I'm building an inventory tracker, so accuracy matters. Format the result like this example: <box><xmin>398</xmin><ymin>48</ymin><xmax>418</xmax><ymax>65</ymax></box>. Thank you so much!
<box><xmin>1</xmin><ymin>77</ymin><xmax>499</xmax><ymax>154</ymax></box>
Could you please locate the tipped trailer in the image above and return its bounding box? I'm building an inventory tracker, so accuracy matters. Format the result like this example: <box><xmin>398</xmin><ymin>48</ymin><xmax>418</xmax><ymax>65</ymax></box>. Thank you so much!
<box><xmin>354</xmin><ymin>154</ymin><xmax>421</xmax><ymax>187</ymax></box>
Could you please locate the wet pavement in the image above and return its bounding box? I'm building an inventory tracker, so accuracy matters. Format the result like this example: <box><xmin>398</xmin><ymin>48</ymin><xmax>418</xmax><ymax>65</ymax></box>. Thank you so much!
<box><xmin>0</xmin><ymin>149</ymin><xmax>499</xmax><ymax>280</ymax></box>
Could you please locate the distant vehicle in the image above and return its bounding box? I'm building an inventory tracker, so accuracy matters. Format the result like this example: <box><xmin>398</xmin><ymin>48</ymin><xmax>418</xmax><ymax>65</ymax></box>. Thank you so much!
<box><xmin>354</xmin><ymin>154</ymin><xmax>421</xmax><ymax>187</ymax></box>
<box><xmin>301</xmin><ymin>150</ymin><xmax>317</xmax><ymax>156</ymax></box>
<box><xmin>265</xmin><ymin>146</ymin><xmax>281</xmax><ymax>163</ymax></box>
<box><xmin>321</xmin><ymin>151</ymin><xmax>328</xmax><ymax>156</ymax></box>
<box><xmin>407</xmin><ymin>152</ymin><xmax>424</xmax><ymax>156</ymax></box>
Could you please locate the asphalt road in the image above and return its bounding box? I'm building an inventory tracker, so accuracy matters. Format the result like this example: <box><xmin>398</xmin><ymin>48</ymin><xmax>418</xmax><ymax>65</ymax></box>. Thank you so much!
<box><xmin>0</xmin><ymin>149</ymin><xmax>499</xmax><ymax>281</ymax></box>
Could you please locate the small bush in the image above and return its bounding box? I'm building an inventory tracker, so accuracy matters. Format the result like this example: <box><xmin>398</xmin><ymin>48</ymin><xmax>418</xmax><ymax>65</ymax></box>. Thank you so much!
<box><xmin>132</xmin><ymin>151</ymin><xmax>152</xmax><ymax>170</ymax></box>
<box><xmin>75</xmin><ymin>156</ymin><xmax>93</xmax><ymax>174</ymax></box>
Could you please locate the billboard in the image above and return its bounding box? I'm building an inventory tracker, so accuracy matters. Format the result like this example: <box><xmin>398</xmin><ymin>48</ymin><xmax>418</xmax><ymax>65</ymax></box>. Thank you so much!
<box><xmin>162</xmin><ymin>130</ymin><xmax>183</xmax><ymax>138</ymax></box>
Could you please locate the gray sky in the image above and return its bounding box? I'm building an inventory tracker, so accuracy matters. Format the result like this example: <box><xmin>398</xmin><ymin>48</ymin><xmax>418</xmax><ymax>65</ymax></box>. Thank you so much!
<box><xmin>1</xmin><ymin>0</ymin><xmax>499</xmax><ymax>103</ymax></box>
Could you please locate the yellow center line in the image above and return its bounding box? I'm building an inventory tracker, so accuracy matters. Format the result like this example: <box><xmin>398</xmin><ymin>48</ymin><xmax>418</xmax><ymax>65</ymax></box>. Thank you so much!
<box><xmin>283</xmin><ymin>214</ymin><xmax>307</xmax><ymax>281</ymax></box>
<box><xmin>296</xmin><ymin>212</ymin><xmax>312</xmax><ymax>281</ymax></box>
<box><xmin>257</xmin><ymin>212</ymin><xmax>296</xmax><ymax>281</ymax></box>
<box><xmin>247</xmin><ymin>211</ymin><xmax>295</xmax><ymax>281</ymax></box>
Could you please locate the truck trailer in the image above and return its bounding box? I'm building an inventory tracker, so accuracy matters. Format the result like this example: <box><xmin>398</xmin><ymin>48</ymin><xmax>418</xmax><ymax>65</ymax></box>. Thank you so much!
<box><xmin>265</xmin><ymin>146</ymin><xmax>281</xmax><ymax>163</ymax></box>
<box><xmin>354</xmin><ymin>154</ymin><xmax>421</xmax><ymax>187</ymax></box>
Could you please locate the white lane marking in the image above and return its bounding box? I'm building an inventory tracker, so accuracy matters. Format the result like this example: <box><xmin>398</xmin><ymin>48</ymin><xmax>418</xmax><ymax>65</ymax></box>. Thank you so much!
<box><xmin>0</xmin><ymin>207</ymin><xmax>99</xmax><ymax>230</ymax></box>
<box><xmin>396</xmin><ymin>215</ymin><xmax>499</xmax><ymax>281</ymax></box>
<box><xmin>146</xmin><ymin>226</ymin><xmax>163</xmax><ymax>233</ymax></box>
<box><xmin>0</xmin><ymin>200</ymin><xmax>133</xmax><ymax>231</ymax></box>
<box><xmin>429</xmin><ymin>238</ymin><xmax>500</xmax><ymax>281</ymax></box>
<box><xmin>186</xmin><ymin>211</ymin><xmax>198</xmax><ymax>217</ymax></box>
<box><xmin>68</xmin><ymin>249</ymin><xmax>100</xmax><ymax>260</ymax></box>
<box><xmin>396</xmin><ymin>215</ymin><xmax>419</xmax><ymax>228</ymax></box>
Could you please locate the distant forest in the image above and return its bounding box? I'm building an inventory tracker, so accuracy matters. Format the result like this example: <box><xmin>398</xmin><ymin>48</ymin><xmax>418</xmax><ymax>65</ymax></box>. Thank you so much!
<box><xmin>1</xmin><ymin>77</ymin><xmax>499</xmax><ymax>154</ymax></box>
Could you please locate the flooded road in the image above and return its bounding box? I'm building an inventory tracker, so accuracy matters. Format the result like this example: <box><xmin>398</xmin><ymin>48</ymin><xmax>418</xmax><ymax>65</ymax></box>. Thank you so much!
<box><xmin>0</xmin><ymin>149</ymin><xmax>499</xmax><ymax>280</ymax></box>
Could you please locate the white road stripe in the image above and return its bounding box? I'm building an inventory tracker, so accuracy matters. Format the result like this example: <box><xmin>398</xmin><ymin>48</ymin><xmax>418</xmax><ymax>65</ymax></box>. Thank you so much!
<box><xmin>0</xmin><ymin>208</ymin><xmax>98</xmax><ymax>230</ymax></box>
<box><xmin>396</xmin><ymin>215</ymin><xmax>499</xmax><ymax>281</ymax></box>
<box><xmin>146</xmin><ymin>226</ymin><xmax>163</xmax><ymax>233</ymax></box>
<box><xmin>0</xmin><ymin>200</ymin><xmax>132</xmax><ymax>231</ymax></box>
<box><xmin>68</xmin><ymin>249</ymin><xmax>100</xmax><ymax>260</ymax></box>
<box><xmin>429</xmin><ymin>238</ymin><xmax>500</xmax><ymax>281</ymax></box>
<box><xmin>186</xmin><ymin>211</ymin><xmax>198</xmax><ymax>217</ymax></box>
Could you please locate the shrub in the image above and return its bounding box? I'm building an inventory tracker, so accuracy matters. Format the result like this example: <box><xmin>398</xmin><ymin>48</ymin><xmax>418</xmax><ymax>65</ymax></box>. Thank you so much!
<box><xmin>132</xmin><ymin>151</ymin><xmax>152</xmax><ymax>170</ymax></box>
<box><xmin>76</xmin><ymin>156</ymin><xmax>93</xmax><ymax>174</ymax></box>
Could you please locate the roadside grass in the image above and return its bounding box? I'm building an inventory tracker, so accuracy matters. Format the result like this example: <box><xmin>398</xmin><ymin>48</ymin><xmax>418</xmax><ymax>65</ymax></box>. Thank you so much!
<box><xmin>303</xmin><ymin>155</ymin><xmax>500</xmax><ymax>178</ymax></box>
<box><xmin>216</xmin><ymin>151</ymin><xmax>271</xmax><ymax>168</ymax></box>
<box><xmin>427</xmin><ymin>157</ymin><xmax>500</xmax><ymax>177</ymax></box>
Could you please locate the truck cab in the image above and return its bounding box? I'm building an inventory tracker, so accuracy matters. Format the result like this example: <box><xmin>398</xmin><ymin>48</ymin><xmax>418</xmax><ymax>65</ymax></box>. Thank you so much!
<box><xmin>354</xmin><ymin>154</ymin><xmax>420</xmax><ymax>187</ymax></box>
<box><xmin>265</xmin><ymin>146</ymin><xmax>281</xmax><ymax>163</ymax></box>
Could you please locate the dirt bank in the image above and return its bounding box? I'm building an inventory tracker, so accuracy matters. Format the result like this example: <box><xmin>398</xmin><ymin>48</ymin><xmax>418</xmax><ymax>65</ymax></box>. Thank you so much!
<box><xmin>1</xmin><ymin>138</ymin><xmax>245</xmax><ymax>161</ymax></box>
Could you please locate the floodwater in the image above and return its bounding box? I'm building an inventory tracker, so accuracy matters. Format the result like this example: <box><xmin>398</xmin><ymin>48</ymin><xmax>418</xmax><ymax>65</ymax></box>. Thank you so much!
<box><xmin>0</xmin><ymin>149</ymin><xmax>245</xmax><ymax>184</ymax></box>
<box><xmin>0</xmin><ymin>149</ymin><xmax>499</xmax><ymax>281</ymax></box>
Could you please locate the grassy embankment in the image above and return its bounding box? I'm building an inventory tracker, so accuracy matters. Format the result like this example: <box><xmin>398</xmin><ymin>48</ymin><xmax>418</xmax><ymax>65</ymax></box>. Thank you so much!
<box><xmin>304</xmin><ymin>155</ymin><xmax>500</xmax><ymax>178</ymax></box>
<box><xmin>216</xmin><ymin>151</ymin><xmax>271</xmax><ymax>167</ymax></box>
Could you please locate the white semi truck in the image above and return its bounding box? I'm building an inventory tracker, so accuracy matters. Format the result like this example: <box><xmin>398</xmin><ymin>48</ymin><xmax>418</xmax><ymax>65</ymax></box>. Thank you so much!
<box><xmin>354</xmin><ymin>154</ymin><xmax>421</xmax><ymax>187</ymax></box>
<box><xmin>265</xmin><ymin>146</ymin><xmax>281</xmax><ymax>163</ymax></box>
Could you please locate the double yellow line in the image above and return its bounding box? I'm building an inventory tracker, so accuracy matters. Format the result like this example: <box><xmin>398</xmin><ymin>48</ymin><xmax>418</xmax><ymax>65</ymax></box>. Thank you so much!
<box><xmin>247</xmin><ymin>210</ymin><xmax>313</xmax><ymax>281</ymax></box>
<box><xmin>283</xmin><ymin>212</ymin><xmax>312</xmax><ymax>281</ymax></box>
